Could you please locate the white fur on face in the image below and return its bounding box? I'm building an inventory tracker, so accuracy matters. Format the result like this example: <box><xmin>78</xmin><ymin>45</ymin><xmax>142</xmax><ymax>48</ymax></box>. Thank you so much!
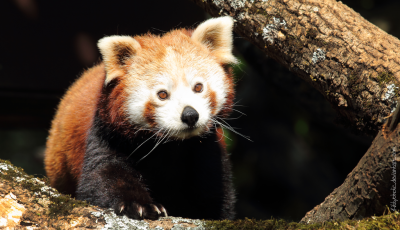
<box><xmin>126</xmin><ymin>81</ymin><xmax>152</xmax><ymax>127</ymax></box>
<box><xmin>120</xmin><ymin>16</ymin><xmax>237</xmax><ymax>139</ymax></box>
<box><xmin>156</xmin><ymin>80</ymin><xmax>209</xmax><ymax>139</ymax></box>
<box><xmin>125</xmin><ymin>48</ymin><xmax>228</xmax><ymax>139</ymax></box>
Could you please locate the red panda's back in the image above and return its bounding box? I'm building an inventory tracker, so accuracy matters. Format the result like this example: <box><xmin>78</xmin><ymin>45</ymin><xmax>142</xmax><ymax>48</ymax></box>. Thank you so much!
<box><xmin>45</xmin><ymin>63</ymin><xmax>105</xmax><ymax>195</ymax></box>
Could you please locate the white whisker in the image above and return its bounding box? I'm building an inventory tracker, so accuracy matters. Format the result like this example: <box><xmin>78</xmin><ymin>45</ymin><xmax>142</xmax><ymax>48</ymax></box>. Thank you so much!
<box><xmin>127</xmin><ymin>129</ymin><xmax>162</xmax><ymax>160</ymax></box>
<box><xmin>215</xmin><ymin>117</ymin><xmax>240</xmax><ymax>130</ymax></box>
<box><xmin>230</xmin><ymin>108</ymin><xmax>247</xmax><ymax>116</ymax></box>
<box><xmin>211</xmin><ymin>118</ymin><xmax>252</xmax><ymax>142</ymax></box>
<box><xmin>135</xmin><ymin>128</ymin><xmax>171</xmax><ymax>165</ymax></box>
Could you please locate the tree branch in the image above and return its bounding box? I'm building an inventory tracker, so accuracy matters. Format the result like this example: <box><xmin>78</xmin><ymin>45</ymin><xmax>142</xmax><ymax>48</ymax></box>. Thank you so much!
<box><xmin>0</xmin><ymin>160</ymin><xmax>206</xmax><ymax>229</ymax></box>
<box><xmin>188</xmin><ymin>0</ymin><xmax>400</xmax><ymax>223</ymax></box>
<box><xmin>1</xmin><ymin>159</ymin><xmax>399</xmax><ymax>228</ymax></box>
<box><xmin>300</xmin><ymin>108</ymin><xmax>399</xmax><ymax>223</ymax></box>
<box><xmin>190</xmin><ymin>0</ymin><xmax>400</xmax><ymax>136</ymax></box>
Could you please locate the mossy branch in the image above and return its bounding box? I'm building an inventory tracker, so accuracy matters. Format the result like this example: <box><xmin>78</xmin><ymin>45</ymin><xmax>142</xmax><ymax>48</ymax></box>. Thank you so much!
<box><xmin>1</xmin><ymin>158</ymin><xmax>399</xmax><ymax>229</ymax></box>
<box><xmin>2</xmin><ymin>158</ymin><xmax>400</xmax><ymax>229</ymax></box>
<box><xmin>0</xmin><ymin>160</ymin><xmax>204</xmax><ymax>229</ymax></box>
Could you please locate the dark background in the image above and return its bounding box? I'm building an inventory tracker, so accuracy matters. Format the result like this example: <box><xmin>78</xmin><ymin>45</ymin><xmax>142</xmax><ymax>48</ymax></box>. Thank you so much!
<box><xmin>0</xmin><ymin>0</ymin><xmax>399</xmax><ymax>221</ymax></box>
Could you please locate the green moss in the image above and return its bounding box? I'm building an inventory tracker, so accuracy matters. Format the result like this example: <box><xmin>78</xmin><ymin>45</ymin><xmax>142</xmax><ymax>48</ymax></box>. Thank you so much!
<box><xmin>204</xmin><ymin>217</ymin><xmax>328</xmax><ymax>230</ymax></box>
<box><xmin>376</xmin><ymin>72</ymin><xmax>400</xmax><ymax>96</ymax></box>
<box><xmin>249</xmin><ymin>5</ymin><xmax>271</xmax><ymax>22</ymax></box>
<box><xmin>376</xmin><ymin>72</ymin><xmax>396</xmax><ymax>86</ymax></box>
<box><xmin>248</xmin><ymin>5</ymin><xmax>259</xmax><ymax>15</ymax></box>
<box><xmin>204</xmin><ymin>211</ymin><xmax>400</xmax><ymax>230</ymax></box>
<box><xmin>21</xmin><ymin>180</ymin><xmax>42</xmax><ymax>194</ymax></box>
<box><xmin>0</xmin><ymin>159</ymin><xmax>88</xmax><ymax>218</ymax></box>
<box><xmin>374</xmin><ymin>71</ymin><xmax>400</xmax><ymax>99</ymax></box>
<box><xmin>0</xmin><ymin>159</ymin><xmax>29</xmax><ymax>182</ymax></box>
<box><xmin>48</xmin><ymin>194</ymin><xmax>88</xmax><ymax>217</ymax></box>
<box><xmin>258</xmin><ymin>9</ymin><xmax>270</xmax><ymax>17</ymax></box>
<box><xmin>0</xmin><ymin>160</ymin><xmax>53</xmax><ymax>194</ymax></box>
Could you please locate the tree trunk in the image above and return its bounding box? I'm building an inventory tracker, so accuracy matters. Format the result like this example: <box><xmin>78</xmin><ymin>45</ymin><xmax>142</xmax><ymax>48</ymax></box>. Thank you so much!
<box><xmin>301</xmin><ymin>107</ymin><xmax>400</xmax><ymax>223</ymax></box>
<box><xmin>188</xmin><ymin>0</ymin><xmax>400</xmax><ymax>223</ymax></box>
<box><xmin>190</xmin><ymin>0</ymin><xmax>400</xmax><ymax>136</ymax></box>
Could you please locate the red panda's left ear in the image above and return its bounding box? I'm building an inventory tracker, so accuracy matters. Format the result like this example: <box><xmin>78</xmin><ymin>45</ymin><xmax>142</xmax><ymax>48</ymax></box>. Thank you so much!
<box><xmin>191</xmin><ymin>16</ymin><xmax>237</xmax><ymax>64</ymax></box>
<box><xmin>98</xmin><ymin>35</ymin><xmax>141</xmax><ymax>84</ymax></box>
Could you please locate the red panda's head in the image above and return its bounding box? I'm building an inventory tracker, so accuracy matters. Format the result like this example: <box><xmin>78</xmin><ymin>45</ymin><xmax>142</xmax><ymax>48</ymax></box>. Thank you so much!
<box><xmin>97</xmin><ymin>16</ymin><xmax>237</xmax><ymax>139</ymax></box>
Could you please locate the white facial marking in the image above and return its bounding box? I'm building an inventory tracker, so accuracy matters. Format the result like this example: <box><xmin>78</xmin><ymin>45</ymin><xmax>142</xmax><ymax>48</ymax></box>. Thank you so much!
<box><xmin>155</xmin><ymin>73</ymin><xmax>210</xmax><ymax>138</ymax></box>
<box><xmin>124</xmin><ymin>29</ymin><xmax>233</xmax><ymax>139</ymax></box>
<box><xmin>126</xmin><ymin>81</ymin><xmax>153</xmax><ymax>127</ymax></box>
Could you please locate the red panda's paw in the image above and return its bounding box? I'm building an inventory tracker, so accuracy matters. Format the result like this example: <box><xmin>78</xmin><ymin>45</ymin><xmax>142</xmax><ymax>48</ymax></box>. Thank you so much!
<box><xmin>114</xmin><ymin>202</ymin><xmax>168</xmax><ymax>220</ymax></box>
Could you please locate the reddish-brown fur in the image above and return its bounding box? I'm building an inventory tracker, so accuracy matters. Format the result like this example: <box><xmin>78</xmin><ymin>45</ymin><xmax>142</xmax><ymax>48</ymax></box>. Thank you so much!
<box><xmin>44</xmin><ymin>17</ymin><xmax>239</xmax><ymax>221</ymax></box>
<box><xmin>215</xmin><ymin>126</ymin><xmax>227</xmax><ymax>149</ymax></box>
<box><xmin>44</xmin><ymin>63</ymin><xmax>105</xmax><ymax>195</ymax></box>
<box><xmin>98</xmin><ymin>79</ymin><xmax>129</xmax><ymax>132</ymax></box>
<box><xmin>143</xmin><ymin>101</ymin><xmax>157</xmax><ymax>127</ymax></box>
<box><xmin>219</xmin><ymin>66</ymin><xmax>235</xmax><ymax>117</ymax></box>
<box><xmin>45</xmin><ymin>26</ymin><xmax>235</xmax><ymax>197</ymax></box>
<box><xmin>207</xmin><ymin>86</ymin><xmax>218</xmax><ymax>115</ymax></box>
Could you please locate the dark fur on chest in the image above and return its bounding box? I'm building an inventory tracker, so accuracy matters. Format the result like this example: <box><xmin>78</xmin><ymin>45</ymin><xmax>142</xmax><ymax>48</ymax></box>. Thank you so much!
<box><xmin>76</xmin><ymin>114</ymin><xmax>236</xmax><ymax>220</ymax></box>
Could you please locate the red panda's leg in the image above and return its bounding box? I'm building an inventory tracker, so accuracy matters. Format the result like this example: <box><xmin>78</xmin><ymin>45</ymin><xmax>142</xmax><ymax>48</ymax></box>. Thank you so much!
<box><xmin>76</xmin><ymin>130</ymin><xmax>167</xmax><ymax>220</ymax></box>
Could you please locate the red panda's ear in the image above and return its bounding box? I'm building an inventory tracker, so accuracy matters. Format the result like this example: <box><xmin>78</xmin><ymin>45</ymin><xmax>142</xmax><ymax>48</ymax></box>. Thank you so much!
<box><xmin>98</xmin><ymin>35</ymin><xmax>141</xmax><ymax>84</ymax></box>
<box><xmin>191</xmin><ymin>16</ymin><xmax>237</xmax><ymax>64</ymax></box>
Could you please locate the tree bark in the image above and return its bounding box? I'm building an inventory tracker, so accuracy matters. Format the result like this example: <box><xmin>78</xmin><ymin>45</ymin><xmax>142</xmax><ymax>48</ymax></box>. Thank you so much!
<box><xmin>188</xmin><ymin>0</ymin><xmax>400</xmax><ymax>223</ymax></box>
<box><xmin>190</xmin><ymin>0</ymin><xmax>400</xmax><ymax>136</ymax></box>
<box><xmin>0</xmin><ymin>160</ymin><xmax>206</xmax><ymax>229</ymax></box>
<box><xmin>1</xmin><ymin>160</ymin><xmax>399</xmax><ymax>228</ymax></box>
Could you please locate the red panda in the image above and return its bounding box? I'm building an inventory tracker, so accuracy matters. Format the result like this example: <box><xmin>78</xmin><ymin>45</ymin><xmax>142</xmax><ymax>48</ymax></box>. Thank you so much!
<box><xmin>45</xmin><ymin>16</ymin><xmax>237</xmax><ymax>220</ymax></box>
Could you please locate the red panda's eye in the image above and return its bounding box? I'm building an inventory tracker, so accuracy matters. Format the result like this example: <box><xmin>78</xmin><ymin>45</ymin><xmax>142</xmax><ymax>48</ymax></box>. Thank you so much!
<box><xmin>158</xmin><ymin>91</ymin><xmax>168</xmax><ymax>100</ymax></box>
<box><xmin>194</xmin><ymin>83</ymin><xmax>203</xmax><ymax>93</ymax></box>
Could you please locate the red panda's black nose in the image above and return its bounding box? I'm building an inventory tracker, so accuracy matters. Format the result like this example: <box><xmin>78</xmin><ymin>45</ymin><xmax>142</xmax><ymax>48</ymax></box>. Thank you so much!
<box><xmin>181</xmin><ymin>106</ymin><xmax>199</xmax><ymax>128</ymax></box>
